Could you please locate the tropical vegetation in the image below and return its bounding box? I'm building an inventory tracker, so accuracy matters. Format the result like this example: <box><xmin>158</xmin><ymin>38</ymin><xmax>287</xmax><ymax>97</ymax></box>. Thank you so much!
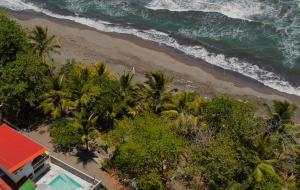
<box><xmin>0</xmin><ymin>13</ymin><xmax>299</xmax><ymax>190</ymax></box>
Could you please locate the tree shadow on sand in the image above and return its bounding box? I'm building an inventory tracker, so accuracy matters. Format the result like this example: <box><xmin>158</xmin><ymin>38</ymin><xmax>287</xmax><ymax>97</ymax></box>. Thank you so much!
<box><xmin>75</xmin><ymin>148</ymin><xmax>98</xmax><ymax>168</ymax></box>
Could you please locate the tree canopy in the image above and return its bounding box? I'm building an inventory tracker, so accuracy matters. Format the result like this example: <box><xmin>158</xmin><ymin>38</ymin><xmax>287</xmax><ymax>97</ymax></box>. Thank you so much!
<box><xmin>105</xmin><ymin>115</ymin><xmax>184</xmax><ymax>190</ymax></box>
<box><xmin>0</xmin><ymin>14</ymin><xmax>299</xmax><ymax>190</ymax></box>
<box><xmin>0</xmin><ymin>13</ymin><xmax>28</xmax><ymax>65</ymax></box>
<box><xmin>29</xmin><ymin>26</ymin><xmax>60</xmax><ymax>60</ymax></box>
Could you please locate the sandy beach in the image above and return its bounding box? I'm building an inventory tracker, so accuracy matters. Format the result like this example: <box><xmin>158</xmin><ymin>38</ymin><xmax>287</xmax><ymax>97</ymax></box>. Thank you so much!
<box><xmin>1</xmin><ymin>8</ymin><xmax>300</xmax><ymax>190</ymax></box>
<box><xmin>5</xmin><ymin>10</ymin><xmax>300</xmax><ymax>115</ymax></box>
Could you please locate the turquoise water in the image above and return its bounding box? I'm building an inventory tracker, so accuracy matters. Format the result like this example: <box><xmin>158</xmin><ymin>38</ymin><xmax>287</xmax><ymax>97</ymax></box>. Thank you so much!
<box><xmin>49</xmin><ymin>174</ymin><xmax>83</xmax><ymax>190</ymax></box>
<box><xmin>1</xmin><ymin>0</ymin><xmax>300</xmax><ymax>95</ymax></box>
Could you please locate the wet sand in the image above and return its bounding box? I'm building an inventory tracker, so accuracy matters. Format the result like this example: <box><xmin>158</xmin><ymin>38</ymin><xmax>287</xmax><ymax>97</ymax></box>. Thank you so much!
<box><xmin>5</xmin><ymin>10</ymin><xmax>300</xmax><ymax>121</ymax></box>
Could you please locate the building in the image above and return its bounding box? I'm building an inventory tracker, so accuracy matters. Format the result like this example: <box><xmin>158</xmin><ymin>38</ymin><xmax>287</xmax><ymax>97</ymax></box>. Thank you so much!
<box><xmin>0</xmin><ymin>123</ymin><xmax>49</xmax><ymax>190</ymax></box>
<box><xmin>0</xmin><ymin>122</ymin><xmax>104</xmax><ymax>190</ymax></box>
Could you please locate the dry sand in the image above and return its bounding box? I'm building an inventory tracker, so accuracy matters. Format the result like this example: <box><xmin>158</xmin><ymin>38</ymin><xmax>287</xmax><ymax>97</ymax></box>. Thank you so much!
<box><xmin>5</xmin><ymin>9</ymin><xmax>300</xmax><ymax>189</ymax></box>
<box><xmin>6</xmin><ymin>10</ymin><xmax>300</xmax><ymax>119</ymax></box>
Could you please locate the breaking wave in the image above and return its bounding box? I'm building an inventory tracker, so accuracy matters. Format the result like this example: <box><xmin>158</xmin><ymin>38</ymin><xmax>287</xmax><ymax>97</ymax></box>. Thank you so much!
<box><xmin>146</xmin><ymin>0</ymin><xmax>264</xmax><ymax>21</ymax></box>
<box><xmin>1</xmin><ymin>0</ymin><xmax>300</xmax><ymax>96</ymax></box>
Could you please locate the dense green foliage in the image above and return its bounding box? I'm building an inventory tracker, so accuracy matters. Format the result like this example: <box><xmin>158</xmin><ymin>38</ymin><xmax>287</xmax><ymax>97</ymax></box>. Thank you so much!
<box><xmin>0</xmin><ymin>14</ymin><xmax>299</xmax><ymax>190</ymax></box>
<box><xmin>0</xmin><ymin>13</ymin><xmax>51</xmax><ymax>124</ymax></box>
<box><xmin>50</xmin><ymin>119</ymin><xmax>81</xmax><ymax>149</ymax></box>
<box><xmin>105</xmin><ymin>115</ymin><xmax>184</xmax><ymax>189</ymax></box>
<box><xmin>0</xmin><ymin>53</ymin><xmax>49</xmax><ymax>119</ymax></box>
<box><xmin>0</xmin><ymin>13</ymin><xmax>28</xmax><ymax>64</ymax></box>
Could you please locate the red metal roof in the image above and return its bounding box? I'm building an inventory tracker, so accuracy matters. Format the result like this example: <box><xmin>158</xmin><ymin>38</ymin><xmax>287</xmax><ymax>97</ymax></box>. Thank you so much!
<box><xmin>0</xmin><ymin>124</ymin><xmax>46</xmax><ymax>174</ymax></box>
<box><xmin>0</xmin><ymin>177</ymin><xmax>13</xmax><ymax>190</ymax></box>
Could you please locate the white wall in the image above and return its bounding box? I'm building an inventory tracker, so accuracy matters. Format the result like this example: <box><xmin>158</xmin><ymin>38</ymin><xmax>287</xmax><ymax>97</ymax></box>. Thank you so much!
<box><xmin>0</xmin><ymin>161</ymin><xmax>34</xmax><ymax>183</ymax></box>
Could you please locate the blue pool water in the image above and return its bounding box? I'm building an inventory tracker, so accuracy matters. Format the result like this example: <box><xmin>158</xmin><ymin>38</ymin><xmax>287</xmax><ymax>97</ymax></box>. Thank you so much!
<box><xmin>49</xmin><ymin>174</ymin><xmax>83</xmax><ymax>190</ymax></box>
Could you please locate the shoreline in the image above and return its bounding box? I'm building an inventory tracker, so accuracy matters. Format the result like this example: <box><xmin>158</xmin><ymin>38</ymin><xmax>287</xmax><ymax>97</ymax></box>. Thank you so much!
<box><xmin>5</xmin><ymin>10</ymin><xmax>300</xmax><ymax>107</ymax></box>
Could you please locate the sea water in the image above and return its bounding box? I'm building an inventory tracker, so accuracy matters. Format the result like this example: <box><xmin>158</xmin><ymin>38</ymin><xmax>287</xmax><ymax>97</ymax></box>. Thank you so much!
<box><xmin>1</xmin><ymin>0</ymin><xmax>300</xmax><ymax>95</ymax></box>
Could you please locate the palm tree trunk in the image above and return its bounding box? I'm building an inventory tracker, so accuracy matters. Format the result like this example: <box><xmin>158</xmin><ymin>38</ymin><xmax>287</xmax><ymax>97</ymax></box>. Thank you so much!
<box><xmin>85</xmin><ymin>139</ymin><xmax>89</xmax><ymax>151</ymax></box>
<box><xmin>59</xmin><ymin>103</ymin><xmax>64</xmax><ymax>118</ymax></box>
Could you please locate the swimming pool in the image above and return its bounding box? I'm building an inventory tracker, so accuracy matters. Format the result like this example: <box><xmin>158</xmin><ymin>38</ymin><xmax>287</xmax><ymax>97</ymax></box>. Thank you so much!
<box><xmin>49</xmin><ymin>174</ymin><xmax>83</xmax><ymax>190</ymax></box>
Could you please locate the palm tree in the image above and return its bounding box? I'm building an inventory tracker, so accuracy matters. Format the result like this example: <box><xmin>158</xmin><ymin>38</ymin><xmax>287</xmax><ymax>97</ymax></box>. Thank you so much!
<box><xmin>161</xmin><ymin>91</ymin><xmax>205</xmax><ymax>117</ymax></box>
<box><xmin>172</xmin><ymin>112</ymin><xmax>200</xmax><ymax>138</ymax></box>
<box><xmin>113</xmin><ymin>70</ymin><xmax>143</xmax><ymax>118</ymax></box>
<box><xmin>253</xmin><ymin>159</ymin><xmax>278</xmax><ymax>182</ymax></box>
<box><xmin>145</xmin><ymin>71</ymin><xmax>173</xmax><ymax>112</ymax></box>
<box><xmin>94</xmin><ymin>61</ymin><xmax>110</xmax><ymax>81</ymax></box>
<box><xmin>267</xmin><ymin>100</ymin><xmax>297</xmax><ymax>125</ymax></box>
<box><xmin>247</xmin><ymin>159</ymin><xmax>280</xmax><ymax>189</ymax></box>
<box><xmin>39</xmin><ymin>75</ymin><xmax>70</xmax><ymax>119</ymax></box>
<box><xmin>264</xmin><ymin>101</ymin><xmax>298</xmax><ymax>157</ymax></box>
<box><xmin>29</xmin><ymin>26</ymin><xmax>60</xmax><ymax>60</ymax></box>
<box><xmin>280</xmin><ymin>171</ymin><xmax>297</xmax><ymax>190</ymax></box>
<box><xmin>68</xmin><ymin>66</ymin><xmax>101</xmax><ymax>109</ymax></box>
<box><xmin>119</xmin><ymin>70</ymin><xmax>135</xmax><ymax>95</ymax></box>
<box><xmin>72</xmin><ymin>109</ymin><xmax>99</xmax><ymax>150</ymax></box>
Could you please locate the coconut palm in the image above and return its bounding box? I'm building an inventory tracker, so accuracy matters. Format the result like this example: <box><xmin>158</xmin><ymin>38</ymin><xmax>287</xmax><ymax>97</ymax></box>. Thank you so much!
<box><xmin>273</xmin><ymin>124</ymin><xmax>300</xmax><ymax>159</ymax></box>
<box><xmin>280</xmin><ymin>171</ymin><xmax>297</xmax><ymax>190</ymax></box>
<box><xmin>113</xmin><ymin>70</ymin><xmax>144</xmax><ymax>117</ymax></box>
<box><xmin>264</xmin><ymin>100</ymin><xmax>297</xmax><ymax>139</ymax></box>
<box><xmin>145</xmin><ymin>71</ymin><xmax>172</xmax><ymax>112</ymax></box>
<box><xmin>172</xmin><ymin>112</ymin><xmax>200</xmax><ymax>138</ymax></box>
<box><xmin>67</xmin><ymin>66</ymin><xmax>101</xmax><ymax>108</ymax></box>
<box><xmin>39</xmin><ymin>75</ymin><xmax>70</xmax><ymax>119</ymax></box>
<box><xmin>267</xmin><ymin>100</ymin><xmax>297</xmax><ymax>125</ymax></box>
<box><xmin>248</xmin><ymin>159</ymin><xmax>280</xmax><ymax>189</ymax></box>
<box><xmin>119</xmin><ymin>70</ymin><xmax>135</xmax><ymax>95</ymax></box>
<box><xmin>253</xmin><ymin>159</ymin><xmax>278</xmax><ymax>183</ymax></box>
<box><xmin>264</xmin><ymin>101</ymin><xmax>299</xmax><ymax>157</ymax></box>
<box><xmin>29</xmin><ymin>26</ymin><xmax>60</xmax><ymax>60</ymax></box>
<box><xmin>160</xmin><ymin>91</ymin><xmax>206</xmax><ymax>117</ymax></box>
<box><xmin>94</xmin><ymin>61</ymin><xmax>110</xmax><ymax>81</ymax></box>
<box><xmin>72</xmin><ymin>109</ymin><xmax>99</xmax><ymax>150</ymax></box>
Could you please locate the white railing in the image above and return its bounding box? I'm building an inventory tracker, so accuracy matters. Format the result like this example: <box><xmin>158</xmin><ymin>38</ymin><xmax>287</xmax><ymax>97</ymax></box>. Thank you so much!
<box><xmin>49</xmin><ymin>156</ymin><xmax>105</xmax><ymax>190</ymax></box>
<box><xmin>32</xmin><ymin>154</ymin><xmax>50</xmax><ymax>171</ymax></box>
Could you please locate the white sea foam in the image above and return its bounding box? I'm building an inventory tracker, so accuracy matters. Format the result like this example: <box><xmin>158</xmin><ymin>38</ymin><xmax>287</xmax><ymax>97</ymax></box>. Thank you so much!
<box><xmin>0</xmin><ymin>0</ymin><xmax>34</xmax><ymax>10</ymax></box>
<box><xmin>1</xmin><ymin>0</ymin><xmax>300</xmax><ymax>96</ymax></box>
<box><xmin>146</xmin><ymin>0</ymin><xmax>263</xmax><ymax>21</ymax></box>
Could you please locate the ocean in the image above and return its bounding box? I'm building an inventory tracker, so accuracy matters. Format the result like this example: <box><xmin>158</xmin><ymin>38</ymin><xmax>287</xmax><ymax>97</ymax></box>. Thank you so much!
<box><xmin>1</xmin><ymin>0</ymin><xmax>300</xmax><ymax>96</ymax></box>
